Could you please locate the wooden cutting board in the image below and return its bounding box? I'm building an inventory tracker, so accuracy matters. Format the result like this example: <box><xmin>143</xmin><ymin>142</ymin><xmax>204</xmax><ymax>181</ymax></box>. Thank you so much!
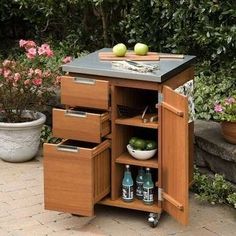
<box><xmin>99</xmin><ymin>52</ymin><xmax>160</xmax><ymax>61</ymax></box>
<box><xmin>99</xmin><ymin>52</ymin><xmax>185</xmax><ymax>61</ymax></box>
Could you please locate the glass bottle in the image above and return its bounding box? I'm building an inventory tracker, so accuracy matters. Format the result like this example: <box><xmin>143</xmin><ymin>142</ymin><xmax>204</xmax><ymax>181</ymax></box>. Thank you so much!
<box><xmin>122</xmin><ymin>165</ymin><xmax>134</xmax><ymax>202</ymax></box>
<box><xmin>143</xmin><ymin>168</ymin><xmax>154</xmax><ymax>205</ymax></box>
<box><xmin>136</xmin><ymin>167</ymin><xmax>145</xmax><ymax>199</ymax></box>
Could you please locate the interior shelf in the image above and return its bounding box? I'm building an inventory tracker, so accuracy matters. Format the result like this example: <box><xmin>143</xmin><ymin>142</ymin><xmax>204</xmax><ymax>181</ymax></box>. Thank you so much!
<box><xmin>115</xmin><ymin>115</ymin><xmax>158</xmax><ymax>129</ymax></box>
<box><xmin>99</xmin><ymin>196</ymin><xmax>161</xmax><ymax>213</ymax></box>
<box><xmin>116</xmin><ymin>152</ymin><xmax>158</xmax><ymax>169</ymax></box>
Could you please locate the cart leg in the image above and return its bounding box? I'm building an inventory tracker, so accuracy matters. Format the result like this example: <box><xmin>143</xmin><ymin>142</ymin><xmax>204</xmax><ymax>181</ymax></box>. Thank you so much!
<box><xmin>148</xmin><ymin>213</ymin><xmax>160</xmax><ymax>228</ymax></box>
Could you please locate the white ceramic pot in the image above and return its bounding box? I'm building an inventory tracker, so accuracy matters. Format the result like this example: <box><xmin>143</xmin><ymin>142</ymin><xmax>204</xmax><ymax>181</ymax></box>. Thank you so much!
<box><xmin>0</xmin><ymin>111</ymin><xmax>46</xmax><ymax>162</ymax></box>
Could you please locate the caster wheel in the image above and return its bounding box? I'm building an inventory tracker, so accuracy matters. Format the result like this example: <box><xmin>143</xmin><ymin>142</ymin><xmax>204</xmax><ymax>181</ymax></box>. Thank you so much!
<box><xmin>148</xmin><ymin>213</ymin><xmax>160</xmax><ymax>228</ymax></box>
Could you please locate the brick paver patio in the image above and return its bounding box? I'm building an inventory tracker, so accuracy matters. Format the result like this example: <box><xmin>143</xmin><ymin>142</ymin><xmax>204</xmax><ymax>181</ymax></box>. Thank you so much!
<box><xmin>0</xmin><ymin>151</ymin><xmax>235</xmax><ymax>236</ymax></box>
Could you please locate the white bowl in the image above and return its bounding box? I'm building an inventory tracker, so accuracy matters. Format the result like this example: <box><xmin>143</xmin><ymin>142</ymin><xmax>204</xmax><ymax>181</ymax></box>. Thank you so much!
<box><xmin>127</xmin><ymin>144</ymin><xmax>157</xmax><ymax>160</ymax></box>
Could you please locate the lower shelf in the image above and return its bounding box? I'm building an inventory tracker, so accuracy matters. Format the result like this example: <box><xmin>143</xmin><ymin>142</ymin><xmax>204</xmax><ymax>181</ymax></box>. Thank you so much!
<box><xmin>98</xmin><ymin>197</ymin><xmax>161</xmax><ymax>213</ymax></box>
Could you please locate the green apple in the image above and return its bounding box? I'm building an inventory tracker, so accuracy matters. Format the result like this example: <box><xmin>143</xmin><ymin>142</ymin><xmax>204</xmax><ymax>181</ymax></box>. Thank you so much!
<box><xmin>112</xmin><ymin>43</ymin><xmax>127</xmax><ymax>57</ymax></box>
<box><xmin>134</xmin><ymin>43</ymin><xmax>149</xmax><ymax>56</ymax></box>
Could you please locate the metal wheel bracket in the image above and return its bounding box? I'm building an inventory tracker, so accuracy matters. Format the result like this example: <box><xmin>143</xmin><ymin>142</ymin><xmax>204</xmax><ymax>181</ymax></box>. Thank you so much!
<box><xmin>147</xmin><ymin>212</ymin><xmax>160</xmax><ymax>228</ymax></box>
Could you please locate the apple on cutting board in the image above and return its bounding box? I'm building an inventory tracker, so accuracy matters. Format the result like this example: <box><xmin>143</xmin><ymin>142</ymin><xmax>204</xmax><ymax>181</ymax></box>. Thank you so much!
<box><xmin>112</xmin><ymin>43</ymin><xmax>149</xmax><ymax>57</ymax></box>
<box><xmin>112</xmin><ymin>43</ymin><xmax>127</xmax><ymax>57</ymax></box>
<box><xmin>134</xmin><ymin>43</ymin><xmax>149</xmax><ymax>55</ymax></box>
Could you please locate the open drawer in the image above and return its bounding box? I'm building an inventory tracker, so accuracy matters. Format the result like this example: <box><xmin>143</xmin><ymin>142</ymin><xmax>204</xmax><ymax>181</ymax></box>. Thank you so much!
<box><xmin>61</xmin><ymin>76</ymin><xmax>109</xmax><ymax>110</ymax></box>
<box><xmin>44</xmin><ymin>139</ymin><xmax>110</xmax><ymax>216</ymax></box>
<box><xmin>53</xmin><ymin>108</ymin><xmax>110</xmax><ymax>143</ymax></box>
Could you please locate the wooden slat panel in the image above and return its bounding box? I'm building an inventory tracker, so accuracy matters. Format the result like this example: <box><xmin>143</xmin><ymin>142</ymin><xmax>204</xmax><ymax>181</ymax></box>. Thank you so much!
<box><xmin>61</xmin><ymin>76</ymin><xmax>109</xmax><ymax>110</ymax></box>
<box><xmin>94</xmin><ymin>149</ymin><xmax>111</xmax><ymax>203</ymax></box>
<box><xmin>43</xmin><ymin>143</ymin><xmax>94</xmax><ymax>216</ymax></box>
<box><xmin>44</xmin><ymin>140</ymin><xmax>110</xmax><ymax>216</ymax></box>
<box><xmin>161</xmin><ymin>86</ymin><xmax>189</xmax><ymax>225</ymax></box>
<box><xmin>53</xmin><ymin>109</ymin><xmax>110</xmax><ymax>143</ymax></box>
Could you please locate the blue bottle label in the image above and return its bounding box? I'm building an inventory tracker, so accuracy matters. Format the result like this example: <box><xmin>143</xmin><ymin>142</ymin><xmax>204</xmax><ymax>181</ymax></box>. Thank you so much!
<box><xmin>136</xmin><ymin>181</ymin><xmax>143</xmax><ymax>197</ymax></box>
<box><xmin>122</xmin><ymin>185</ymin><xmax>133</xmax><ymax>200</ymax></box>
<box><xmin>143</xmin><ymin>187</ymin><xmax>154</xmax><ymax>202</ymax></box>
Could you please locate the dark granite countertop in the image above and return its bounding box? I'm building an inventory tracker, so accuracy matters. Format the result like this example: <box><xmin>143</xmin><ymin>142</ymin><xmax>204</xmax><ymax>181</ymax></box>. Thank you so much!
<box><xmin>62</xmin><ymin>48</ymin><xmax>196</xmax><ymax>83</ymax></box>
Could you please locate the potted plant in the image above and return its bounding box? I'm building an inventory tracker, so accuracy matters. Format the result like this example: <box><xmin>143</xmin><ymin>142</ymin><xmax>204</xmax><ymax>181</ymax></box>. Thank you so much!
<box><xmin>0</xmin><ymin>40</ymin><xmax>64</xmax><ymax>162</ymax></box>
<box><xmin>214</xmin><ymin>96</ymin><xmax>236</xmax><ymax>144</ymax></box>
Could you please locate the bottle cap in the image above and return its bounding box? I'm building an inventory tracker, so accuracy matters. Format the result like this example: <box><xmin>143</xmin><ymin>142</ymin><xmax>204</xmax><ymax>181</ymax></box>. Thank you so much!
<box><xmin>146</xmin><ymin>167</ymin><xmax>150</xmax><ymax>171</ymax></box>
<box><xmin>126</xmin><ymin>165</ymin><xmax>130</xmax><ymax>168</ymax></box>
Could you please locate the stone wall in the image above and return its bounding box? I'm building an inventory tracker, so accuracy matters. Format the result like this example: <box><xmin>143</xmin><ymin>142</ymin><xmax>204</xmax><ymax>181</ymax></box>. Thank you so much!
<box><xmin>194</xmin><ymin>120</ymin><xmax>236</xmax><ymax>183</ymax></box>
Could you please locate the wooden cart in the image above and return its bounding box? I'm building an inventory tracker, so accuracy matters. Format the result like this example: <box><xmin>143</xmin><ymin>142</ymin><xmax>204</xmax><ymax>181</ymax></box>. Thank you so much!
<box><xmin>43</xmin><ymin>48</ymin><xmax>195</xmax><ymax>227</ymax></box>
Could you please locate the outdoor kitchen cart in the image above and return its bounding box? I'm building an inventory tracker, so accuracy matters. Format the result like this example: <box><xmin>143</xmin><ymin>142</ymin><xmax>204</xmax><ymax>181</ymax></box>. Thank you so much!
<box><xmin>43</xmin><ymin>48</ymin><xmax>195</xmax><ymax>227</ymax></box>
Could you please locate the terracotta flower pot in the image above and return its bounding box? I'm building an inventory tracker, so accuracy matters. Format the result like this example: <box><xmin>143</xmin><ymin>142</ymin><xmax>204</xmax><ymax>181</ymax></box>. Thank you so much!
<box><xmin>221</xmin><ymin>121</ymin><xmax>236</xmax><ymax>144</ymax></box>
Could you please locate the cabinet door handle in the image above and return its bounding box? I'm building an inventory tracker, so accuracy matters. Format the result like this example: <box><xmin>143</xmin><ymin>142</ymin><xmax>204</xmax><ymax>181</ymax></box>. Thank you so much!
<box><xmin>65</xmin><ymin>110</ymin><xmax>87</xmax><ymax>118</ymax></box>
<box><xmin>57</xmin><ymin>144</ymin><xmax>79</xmax><ymax>153</ymax></box>
<box><xmin>73</xmin><ymin>77</ymin><xmax>95</xmax><ymax>85</ymax></box>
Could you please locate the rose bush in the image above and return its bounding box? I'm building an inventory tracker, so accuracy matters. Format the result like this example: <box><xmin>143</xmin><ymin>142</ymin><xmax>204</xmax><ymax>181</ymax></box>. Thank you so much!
<box><xmin>0</xmin><ymin>40</ymin><xmax>72</xmax><ymax>123</ymax></box>
<box><xmin>214</xmin><ymin>96</ymin><xmax>236</xmax><ymax>122</ymax></box>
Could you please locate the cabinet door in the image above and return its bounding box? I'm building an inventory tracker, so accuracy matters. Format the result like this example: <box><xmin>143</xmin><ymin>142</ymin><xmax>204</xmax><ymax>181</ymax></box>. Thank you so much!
<box><xmin>160</xmin><ymin>86</ymin><xmax>189</xmax><ymax>225</ymax></box>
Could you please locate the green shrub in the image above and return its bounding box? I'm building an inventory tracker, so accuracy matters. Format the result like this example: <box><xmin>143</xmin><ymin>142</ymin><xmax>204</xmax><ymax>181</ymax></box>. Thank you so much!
<box><xmin>227</xmin><ymin>193</ymin><xmax>236</xmax><ymax>208</ymax></box>
<box><xmin>1</xmin><ymin>0</ymin><xmax>235</xmax><ymax>74</ymax></box>
<box><xmin>120</xmin><ymin>0</ymin><xmax>236</xmax><ymax>73</ymax></box>
<box><xmin>40</xmin><ymin>125</ymin><xmax>61</xmax><ymax>144</ymax></box>
<box><xmin>192</xmin><ymin>168</ymin><xmax>236</xmax><ymax>208</ymax></box>
<box><xmin>194</xmin><ymin>73</ymin><xmax>236</xmax><ymax>120</ymax></box>
<box><xmin>1</xmin><ymin>1</ymin><xmax>235</xmax><ymax>119</ymax></box>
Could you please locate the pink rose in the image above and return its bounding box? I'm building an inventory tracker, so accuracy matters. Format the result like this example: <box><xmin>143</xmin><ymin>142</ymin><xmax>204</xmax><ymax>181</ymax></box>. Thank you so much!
<box><xmin>55</xmin><ymin>76</ymin><xmax>62</xmax><ymax>84</ymax></box>
<box><xmin>43</xmin><ymin>70</ymin><xmax>51</xmax><ymax>77</ymax></box>
<box><xmin>2</xmin><ymin>60</ymin><xmax>12</xmax><ymax>67</ymax></box>
<box><xmin>41</xmin><ymin>43</ymin><xmax>50</xmax><ymax>50</ymax></box>
<box><xmin>45</xmin><ymin>48</ymin><xmax>53</xmax><ymax>57</ymax></box>
<box><xmin>32</xmin><ymin>78</ymin><xmax>42</xmax><ymax>86</ymax></box>
<box><xmin>19</xmin><ymin>39</ymin><xmax>28</xmax><ymax>48</ymax></box>
<box><xmin>38</xmin><ymin>44</ymin><xmax>53</xmax><ymax>57</ymax></box>
<box><xmin>14</xmin><ymin>73</ymin><xmax>21</xmax><ymax>82</ymax></box>
<box><xmin>19</xmin><ymin>40</ymin><xmax>36</xmax><ymax>49</ymax></box>
<box><xmin>225</xmin><ymin>97</ymin><xmax>235</xmax><ymax>105</ymax></box>
<box><xmin>214</xmin><ymin>104</ymin><xmax>223</xmax><ymax>113</ymax></box>
<box><xmin>38</xmin><ymin>46</ymin><xmax>46</xmax><ymax>55</ymax></box>
<box><xmin>28</xmin><ymin>68</ymin><xmax>34</xmax><ymax>77</ymax></box>
<box><xmin>26</xmin><ymin>47</ymin><xmax>37</xmax><ymax>59</ymax></box>
<box><xmin>34</xmin><ymin>69</ymin><xmax>42</xmax><ymax>77</ymax></box>
<box><xmin>40</xmin><ymin>43</ymin><xmax>53</xmax><ymax>57</ymax></box>
<box><xmin>26</xmin><ymin>40</ymin><xmax>36</xmax><ymax>48</ymax></box>
<box><xmin>62</xmin><ymin>56</ymin><xmax>72</xmax><ymax>64</ymax></box>
<box><xmin>24</xmin><ymin>79</ymin><xmax>31</xmax><ymax>85</ymax></box>
<box><xmin>3</xmin><ymin>69</ymin><xmax>11</xmax><ymax>78</ymax></box>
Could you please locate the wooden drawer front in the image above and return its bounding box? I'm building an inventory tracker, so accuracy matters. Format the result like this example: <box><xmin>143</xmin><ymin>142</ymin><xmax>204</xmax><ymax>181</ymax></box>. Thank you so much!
<box><xmin>53</xmin><ymin>108</ymin><xmax>110</xmax><ymax>143</ymax></box>
<box><xmin>44</xmin><ymin>140</ymin><xmax>110</xmax><ymax>216</ymax></box>
<box><xmin>61</xmin><ymin>76</ymin><xmax>109</xmax><ymax>110</ymax></box>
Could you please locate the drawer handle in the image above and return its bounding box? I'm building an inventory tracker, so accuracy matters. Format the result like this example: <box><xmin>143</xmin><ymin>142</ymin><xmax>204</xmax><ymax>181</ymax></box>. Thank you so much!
<box><xmin>65</xmin><ymin>110</ymin><xmax>87</xmax><ymax>118</ymax></box>
<box><xmin>57</xmin><ymin>144</ymin><xmax>79</xmax><ymax>153</ymax></box>
<box><xmin>74</xmin><ymin>77</ymin><xmax>95</xmax><ymax>85</ymax></box>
